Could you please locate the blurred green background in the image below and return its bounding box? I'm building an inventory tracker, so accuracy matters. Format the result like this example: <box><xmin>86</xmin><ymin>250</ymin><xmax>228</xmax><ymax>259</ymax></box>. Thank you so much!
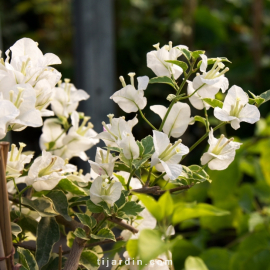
<box><xmin>1</xmin><ymin>0</ymin><xmax>270</xmax><ymax>269</ymax></box>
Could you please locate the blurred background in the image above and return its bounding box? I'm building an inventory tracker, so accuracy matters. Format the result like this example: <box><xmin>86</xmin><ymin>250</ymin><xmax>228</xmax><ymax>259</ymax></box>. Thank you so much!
<box><xmin>1</xmin><ymin>0</ymin><xmax>270</xmax><ymax>269</ymax></box>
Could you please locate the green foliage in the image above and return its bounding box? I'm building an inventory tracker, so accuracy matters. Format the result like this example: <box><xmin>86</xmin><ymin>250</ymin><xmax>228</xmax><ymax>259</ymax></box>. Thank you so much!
<box><xmin>91</xmin><ymin>228</ymin><xmax>116</xmax><ymax>241</ymax></box>
<box><xmin>203</xmin><ymin>98</ymin><xmax>223</xmax><ymax>109</ymax></box>
<box><xmin>74</xmin><ymin>228</ymin><xmax>90</xmax><ymax>240</ymax></box>
<box><xmin>75</xmin><ymin>213</ymin><xmax>97</xmax><ymax>230</ymax></box>
<box><xmin>36</xmin><ymin>217</ymin><xmax>60</xmax><ymax>269</ymax></box>
<box><xmin>79</xmin><ymin>250</ymin><xmax>100</xmax><ymax>270</ymax></box>
<box><xmin>57</xmin><ymin>178</ymin><xmax>88</xmax><ymax>196</ymax></box>
<box><xmin>149</xmin><ymin>76</ymin><xmax>176</xmax><ymax>89</ymax></box>
<box><xmin>185</xmin><ymin>256</ymin><xmax>209</xmax><ymax>270</ymax></box>
<box><xmin>17</xmin><ymin>247</ymin><xmax>38</xmax><ymax>270</ymax></box>
<box><xmin>166</xmin><ymin>60</ymin><xmax>189</xmax><ymax>72</ymax></box>
<box><xmin>11</xmin><ymin>222</ymin><xmax>22</xmax><ymax>237</ymax></box>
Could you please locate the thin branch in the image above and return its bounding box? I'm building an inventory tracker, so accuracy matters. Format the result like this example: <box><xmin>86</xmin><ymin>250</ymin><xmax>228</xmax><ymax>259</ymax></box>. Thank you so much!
<box><xmin>107</xmin><ymin>217</ymin><xmax>138</xmax><ymax>234</ymax></box>
<box><xmin>131</xmin><ymin>185</ymin><xmax>193</xmax><ymax>195</ymax></box>
<box><xmin>62</xmin><ymin>236</ymin><xmax>124</xmax><ymax>255</ymax></box>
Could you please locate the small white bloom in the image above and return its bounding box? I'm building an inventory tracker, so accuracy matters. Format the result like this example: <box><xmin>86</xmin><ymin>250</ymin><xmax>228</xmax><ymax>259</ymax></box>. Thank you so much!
<box><xmin>147</xmin><ymin>41</ymin><xmax>188</xmax><ymax>79</ymax></box>
<box><xmin>214</xmin><ymin>85</ymin><xmax>260</xmax><ymax>130</ymax></box>
<box><xmin>0</xmin><ymin>94</ymin><xmax>20</xmax><ymax>139</ymax></box>
<box><xmin>55</xmin><ymin>111</ymin><xmax>99</xmax><ymax>161</ymax></box>
<box><xmin>151</xmin><ymin>131</ymin><xmax>189</xmax><ymax>180</ymax></box>
<box><xmin>119</xmin><ymin>134</ymin><xmax>140</xmax><ymax>160</ymax></box>
<box><xmin>150</xmin><ymin>102</ymin><xmax>192</xmax><ymax>138</ymax></box>
<box><xmin>25</xmin><ymin>150</ymin><xmax>75</xmax><ymax>191</ymax></box>
<box><xmin>6</xmin><ymin>143</ymin><xmax>33</xmax><ymax>178</ymax></box>
<box><xmin>97</xmin><ymin>115</ymin><xmax>138</xmax><ymax>147</ymax></box>
<box><xmin>110</xmin><ymin>74</ymin><xmax>149</xmax><ymax>113</ymax></box>
<box><xmin>201</xmin><ymin>128</ymin><xmax>242</xmax><ymax>170</ymax></box>
<box><xmin>89</xmin><ymin>176</ymin><xmax>122</xmax><ymax>206</ymax></box>
<box><xmin>193</xmin><ymin>55</ymin><xmax>229</xmax><ymax>94</ymax></box>
<box><xmin>89</xmin><ymin>147</ymin><xmax>118</xmax><ymax>177</ymax></box>
<box><xmin>51</xmin><ymin>79</ymin><xmax>89</xmax><ymax>117</ymax></box>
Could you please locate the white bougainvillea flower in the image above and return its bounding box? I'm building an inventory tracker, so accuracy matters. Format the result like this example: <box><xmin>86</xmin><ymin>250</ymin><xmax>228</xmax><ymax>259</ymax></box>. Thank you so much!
<box><xmin>25</xmin><ymin>150</ymin><xmax>76</xmax><ymax>191</ymax></box>
<box><xmin>39</xmin><ymin>118</ymin><xmax>65</xmax><ymax>151</ymax></box>
<box><xmin>214</xmin><ymin>85</ymin><xmax>260</xmax><ymax>130</ymax></box>
<box><xmin>1</xmin><ymin>83</ymin><xmax>42</xmax><ymax>131</ymax></box>
<box><xmin>97</xmin><ymin>115</ymin><xmax>138</xmax><ymax>147</ymax></box>
<box><xmin>6</xmin><ymin>143</ymin><xmax>33</xmax><ymax>178</ymax></box>
<box><xmin>119</xmin><ymin>133</ymin><xmax>140</xmax><ymax>160</ymax></box>
<box><xmin>151</xmin><ymin>131</ymin><xmax>189</xmax><ymax>180</ymax></box>
<box><xmin>147</xmin><ymin>41</ymin><xmax>188</xmax><ymax>79</ymax></box>
<box><xmin>51</xmin><ymin>79</ymin><xmax>89</xmax><ymax>117</ymax></box>
<box><xmin>0</xmin><ymin>94</ymin><xmax>20</xmax><ymax>139</ymax></box>
<box><xmin>121</xmin><ymin>207</ymin><xmax>156</xmax><ymax>241</ymax></box>
<box><xmin>0</xmin><ymin>38</ymin><xmax>61</xmax><ymax>92</ymax></box>
<box><xmin>34</xmin><ymin>79</ymin><xmax>54</xmax><ymax>116</ymax></box>
<box><xmin>150</xmin><ymin>102</ymin><xmax>192</xmax><ymax>138</ymax></box>
<box><xmin>201</xmin><ymin>128</ymin><xmax>241</xmax><ymax>170</ymax></box>
<box><xmin>187</xmin><ymin>79</ymin><xmax>222</xmax><ymax>110</ymax></box>
<box><xmin>89</xmin><ymin>176</ymin><xmax>122</xmax><ymax>206</ymax></box>
<box><xmin>55</xmin><ymin>111</ymin><xmax>99</xmax><ymax>161</ymax></box>
<box><xmin>110</xmin><ymin>73</ymin><xmax>149</xmax><ymax>113</ymax></box>
<box><xmin>89</xmin><ymin>147</ymin><xmax>118</xmax><ymax>177</ymax></box>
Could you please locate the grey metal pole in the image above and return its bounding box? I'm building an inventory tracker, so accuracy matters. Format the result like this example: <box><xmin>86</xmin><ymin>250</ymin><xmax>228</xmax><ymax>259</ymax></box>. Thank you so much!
<box><xmin>72</xmin><ymin>0</ymin><xmax>116</xmax><ymax>170</ymax></box>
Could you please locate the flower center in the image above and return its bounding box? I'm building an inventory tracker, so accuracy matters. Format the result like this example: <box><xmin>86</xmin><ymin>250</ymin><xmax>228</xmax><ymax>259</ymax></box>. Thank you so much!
<box><xmin>158</xmin><ymin>139</ymin><xmax>182</xmax><ymax>161</ymax></box>
<box><xmin>204</xmin><ymin>59</ymin><xmax>229</xmax><ymax>80</ymax></box>
<box><xmin>38</xmin><ymin>157</ymin><xmax>61</xmax><ymax>177</ymax></box>
<box><xmin>230</xmin><ymin>97</ymin><xmax>244</xmax><ymax>117</ymax></box>
<box><xmin>10</xmin><ymin>87</ymin><xmax>25</xmax><ymax>108</ymax></box>
<box><xmin>212</xmin><ymin>135</ymin><xmax>234</xmax><ymax>155</ymax></box>
<box><xmin>77</xmin><ymin>116</ymin><xmax>93</xmax><ymax>136</ymax></box>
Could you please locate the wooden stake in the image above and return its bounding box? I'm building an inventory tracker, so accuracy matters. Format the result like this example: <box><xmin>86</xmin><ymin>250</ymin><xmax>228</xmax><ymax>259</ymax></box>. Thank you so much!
<box><xmin>0</xmin><ymin>143</ymin><xmax>13</xmax><ymax>270</ymax></box>
<box><xmin>0</xmin><ymin>227</ymin><xmax>7</xmax><ymax>270</ymax></box>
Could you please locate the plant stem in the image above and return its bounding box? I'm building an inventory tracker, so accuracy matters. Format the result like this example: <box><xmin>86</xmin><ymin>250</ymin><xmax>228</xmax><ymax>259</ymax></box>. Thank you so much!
<box><xmin>127</xmin><ymin>168</ymin><xmax>136</xmax><ymax>191</ymax></box>
<box><xmin>204</xmin><ymin>106</ymin><xmax>209</xmax><ymax>132</ymax></box>
<box><xmin>182</xmin><ymin>122</ymin><xmax>227</xmax><ymax>161</ymax></box>
<box><xmin>92</xmin><ymin>217</ymin><xmax>107</xmax><ymax>235</ymax></box>
<box><xmin>152</xmin><ymin>172</ymin><xmax>166</xmax><ymax>186</ymax></box>
<box><xmin>144</xmin><ymin>167</ymin><xmax>153</xmax><ymax>187</ymax></box>
<box><xmin>138</xmin><ymin>108</ymin><xmax>157</xmax><ymax>130</ymax></box>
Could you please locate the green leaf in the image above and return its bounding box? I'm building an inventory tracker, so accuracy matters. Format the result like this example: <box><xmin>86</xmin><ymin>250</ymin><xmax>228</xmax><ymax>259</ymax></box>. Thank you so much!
<box><xmin>22</xmin><ymin>197</ymin><xmax>59</xmax><ymax>217</ymax></box>
<box><xmin>57</xmin><ymin>178</ymin><xmax>88</xmax><ymax>196</ymax></box>
<box><xmin>185</xmin><ymin>256</ymin><xmax>209</xmax><ymax>270</ymax></box>
<box><xmin>66</xmin><ymin>231</ymin><xmax>75</xmax><ymax>248</ymax></box>
<box><xmin>11</xmin><ymin>222</ymin><xmax>22</xmax><ymax>237</ymax></box>
<box><xmin>194</xmin><ymin>116</ymin><xmax>207</xmax><ymax>127</ymax></box>
<box><xmin>178</xmin><ymin>165</ymin><xmax>211</xmax><ymax>185</ymax></box>
<box><xmin>137</xmin><ymin>141</ymin><xmax>144</xmax><ymax>157</ymax></box>
<box><xmin>203</xmin><ymin>98</ymin><xmax>223</xmax><ymax>109</ymax></box>
<box><xmin>249</xmin><ymin>91</ymin><xmax>265</xmax><ymax>106</ymax></box>
<box><xmin>120</xmin><ymin>201</ymin><xmax>144</xmax><ymax>216</ymax></box>
<box><xmin>260</xmin><ymin>89</ymin><xmax>270</xmax><ymax>103</ymax></box>
<box><xmin>41</xmin><ymin>253</ymin><xmax>67</xmax><ymax>270</ymax></box>
<box><xmin>17</xmin><ymin>247</ymin><xmax>38</xmax><ymax>270</ymax></box>
<box><xmin>180</xmin><ymin>48</ymin><xmax>191</xmax><ymax>60</ymax></box>
<box><xmin>126</xmin><ymin>239</ymin><xmax>138</xmax><ymax>258</ymax></box>
<box><xmin>98</xmin><ymin>201</ymin><xmax>111</xmax><ymax>215</ymax></box>
<box><xmin>74</xmin><ymin>228</ymin><xmax>90</xmax><ymax>240</ymax></box>
<box><xmin>75</xmin><ymin>213</ymin><xmax>97</xmax><ymax>229</ymax></box>
<box><xmin>172</xmin><ymin>203</ymin><xmax>230</xmax><ymax>224</ymax></box>
<box><xmin>134</xmin><ymin>193</ymin><xmax>163</xmax><ymax>221</ymax></box>
<box><xmin>91</xmin><ymin>228</ymin><xmax>115</xmax><ymax>241</ymax></box>
<box><xmin>191</xmin><ymin>50</ymin><xmax>205</xmax><ymax>60</ymax></box>
<box><xmin>149</xmin><ymin>76</ymin><xmax>176</xmax><ymax>89</ymax></box>
<box><xmin>165</xmin><ymin>60</ymin><xmax>188</xmax><ymax>72</ymax></box>
<box><xmin>158</xmin><ymin>192</ymin><xmax>174</xmax><ymax>218</ymax></box>
<box><xmin>141</xmin><ymin>135</ymin><xmax>155</xmax><ymax>156</ymax></box>
<box><xmin>113</xmin><ymin>173</ymin><xmax>126</xmax><ymax>187</ymax></box>
<box><xmin>86</xmin><ymin>200</ymin><xmax>103</xmax><ymax>213</ymax></box>
<box><xmin>79</xmin><ymin>250</ymin><xmax>99</xmax><ymax>270</ymax></box>
<box><xmin>106</xmin><ymin>146</ymin><xmax>121</xmax><ymax>152</ymax></box>
<box><xmin>115</xmin><ymin>191</ymin><xmax>127</xmax><ymax>209</ymax></box>
<box><xmin>36</xmin><ymin>217</ymin><xmax>60</xmax><ymax>269</ymax></box>
<box><xmin>132</xmin><ymin>155</ymin><xmax>150</xmax><ymax>169</ymax></box>
<box><xmin>45</xmin><ymin>190</ymin><xmax>71</xmax><ymax>221</ymax></box>
<box><xmin>197</xmin><ymin>57</ymin><xmax>231</xmax><ymax>68</ymax></box>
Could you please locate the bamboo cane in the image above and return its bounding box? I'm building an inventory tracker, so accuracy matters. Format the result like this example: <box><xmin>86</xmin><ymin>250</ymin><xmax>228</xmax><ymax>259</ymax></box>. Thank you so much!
<box><xmin>0</xmin><ymin>227</ymin><xmax>7</xmax><ymax>270</ymax></box>
<box><xmin>0</xmin><ymin>143</ymin><xmax>13</xmax><ymax>270</ymax></box>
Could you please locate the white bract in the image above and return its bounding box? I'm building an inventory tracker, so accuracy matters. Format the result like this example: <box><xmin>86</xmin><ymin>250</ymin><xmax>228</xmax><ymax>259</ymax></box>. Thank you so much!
<box><xmin>110</xmin><ymin>73</ymin><xmax>149</xmax><ymax>113</ymax></box>
<box><xmin>119</xmin><ymin>133</ymin><xmax>140</xmax><ymax>160</ymax></box>
<box><xmin>193</xmin><ymin>55</ymin><xmax>229</xmax><ymax>93</ymax></box>
<box><xmin>151</xmin><ymin>131</ymin><xmax>189</xmax><ymax>180</ymax></box>
<box><xmin>89</xmin><ymin>176</ymin><xmax>122</xmax><ymax>206</ymax></box>
<box><xmin>56</xmin><ymin>111</ymin><xmax>99</xmax><ymax>161</ymax></box>
<box><xmin>214</xmin><ymin>85</ymin><xmax>260</xmax><ymax>130</ymax></box>
<box><xmin>151</xmin><ymin>102</ymin><xmax>192</xmax><ymax>138</ymax></box>
<box><xmin>98</xmin><ymin>115</ymin><xmax>138</xmax><ymax>147</ymax></box>
<box><xmin>25</xmin><ymin>150</ymin><xmax>76</xmax><ymax>191</ymax></box>
<box><xmin>1</xmin><ymin>83</ymin><xmax>43</xmax><ymax>131</ymax></box>
<box><xmin>0</xmin><ymin>38</ymin><xmax>61</xmax><ymax>92</ymax></box>
<box><xmin>6</xmin><ymin>143</ymin><xmax>33</xmax><ymax>179</ymax></box>
<box><xmin>89</xmin><ymin>147</ymin><xmax>118</xmax><ymax>177</ymax></box>
<box><xmin>0</xmin><ymin>94</ymin><xmax>20</xmax><ymax>139</ymax></box>
<box><xmin>147</xmin><ymin>41</ymin><xmax>188</xmax><ymax>79</ymax></box>
<box><xmin>201</xmin><ymin>128</ymin><xmax>241</xmax><ymax>170</ymax></box>
<box><xmin>51</xmin><ymin>79</ymin><xmax>89</xmax><ymax>118</ymax></box>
